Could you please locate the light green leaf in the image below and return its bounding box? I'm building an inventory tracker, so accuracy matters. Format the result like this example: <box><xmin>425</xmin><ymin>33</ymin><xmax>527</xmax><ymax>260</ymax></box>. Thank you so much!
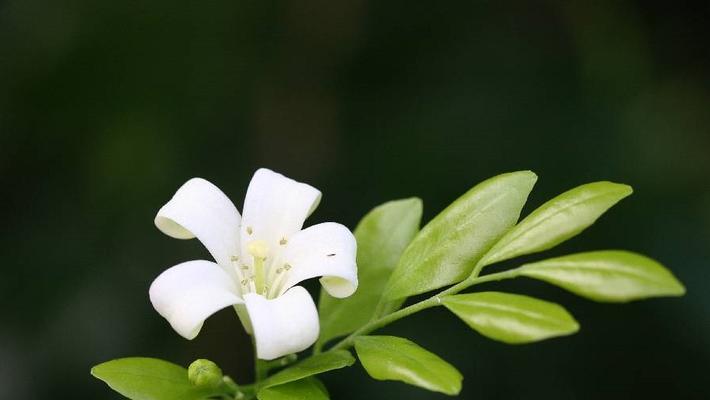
<box><xmin>383</xmin><ymin>171</ymin><xmax>537</xmax><ymax>300</ymax></box>
<box><xmin>354</xmin><ymin>335</ymin><xmax>462</xmax><ymax>395</ymax></box>
<box><xmin>480</xmin><ymin>181</ymin><xmax>632</xmax><ymax>267</ymax></box>
<box><xmin>260</xmin><ymin>350</ymin><xmax>354</xmax><ymax>390</ymax></box>
<box><xmin>91</xmin><ymin>358</ymin><xmax>221</xmax><ymax>400</ymax></box>
<box><xmin>519</xmin><ymin>250</ymin><xmax>686</xmax><ymax>302</ymax></box>
<box><xmin>318</xmin><ymin>198</ymin><xmax>422</xmax><ymax>348</ymax></box>
<box><xmin>442</xmin><ymin>292</ymin><xmax>579</xmax><ymax>344</ymax></box>
<box><xmin>257</xmin><ymin>378</ymin><xmax>329</xmax><ymax>400</ymax></box>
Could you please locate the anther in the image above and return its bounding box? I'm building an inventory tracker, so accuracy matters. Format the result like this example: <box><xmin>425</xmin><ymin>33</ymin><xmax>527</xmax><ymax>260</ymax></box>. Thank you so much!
<box><xmin>283</xmin><ymin>263</ymin><xmax>292</xmax><ymax>271</ymax></box>
<box><xmin>240</xmin><ymin>279</ymin><xmax>249</xmax><ymax>286</ymax></box>
<box><xmin>230</xmin><ymin>255</ymin><xmax>239</xmax><ymax>262</ymax></box>
<box><xmin>276</xmin><ymin>268</ymin><xmax>283</xmax><ymax>274</ymax></box>
<box><xmin>246</xmin><ymin>226</ymin><xmax>253</xmax><ymax>235</ymax></box>
<box><xmin>279</xmin><ymin>238</ymin><xmax>288</xmax><ymax>245</ymax></box>
<box><xmin>240</xmin><ymin>265</ymin><xmax>249</xmax><ymax>270</ymax></box>
<box><xmin>327</xmin><ymin>253</ymin><xmax>336</xmax><ymax>257</ymax></box>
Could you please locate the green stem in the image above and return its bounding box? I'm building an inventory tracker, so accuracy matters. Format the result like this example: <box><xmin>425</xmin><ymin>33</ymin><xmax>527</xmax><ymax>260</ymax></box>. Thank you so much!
<box><xmin>253</xmin><ymin>336</ymin><xmax>268</xmax><ymax>383</ymax></box>
<box><xmin>328</xmin><ymin>267</ymin><xmax>519</xmax><ymax>352</ymax></box>
<box><xmin>255</xmin><ymin>358</ymin><xmax>268</xmax><ymax>382</ymax></box>
<box><xmin>469</xmin><ymin>259</ymin><xmax>487</xmax><ymax>281</ymax></box>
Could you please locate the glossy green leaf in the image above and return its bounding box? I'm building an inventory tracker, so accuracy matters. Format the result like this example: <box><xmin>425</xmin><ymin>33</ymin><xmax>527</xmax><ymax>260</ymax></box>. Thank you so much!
<box><xmin>354</xmin><ymin>335</ymin><xmax>462</xmax><ymax>395</ymax></box>
<box><xmin>318</xmin><ymin>198</ymin><xmax>422</xmax><ymax>347</ymax></box>
<box><xmin>383</xmin><ymin>171</ymin><xmax>537</xmax><ymax>300</ymax></box>
<box><xmin>443</xmin><ymin>292</ymin><xmax>579</xmax><ymax>344</ymax></box>
<box><xmin>260</xmin><ymin>350</ymin><xmax>354</xmax><ymax>390</ymax></box>
<box><xmin>257</xmin><ymin>378</ymin><xmax>329</xmax><ymax>400</ymax></box>
<box><xmin>519</xmin><ymin>250</ymin><xmax>686</xmax><ymax>302</ymax></box>
<box><xmin>480</xmin><ymin>181</ymin><xmax>632</xmax><ymax>267</ymax></box>
<box><xmin>91</xmin><ymin>358</ymin><xmax>221</xmax><ymax>400</ymax></box>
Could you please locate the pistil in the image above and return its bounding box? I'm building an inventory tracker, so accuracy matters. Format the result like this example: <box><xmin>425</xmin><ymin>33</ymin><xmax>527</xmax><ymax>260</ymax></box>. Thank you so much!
<box><xmin>248</xmin><ymin>240</ymin><xmax>269</xmax><ymax>295</ymax></box>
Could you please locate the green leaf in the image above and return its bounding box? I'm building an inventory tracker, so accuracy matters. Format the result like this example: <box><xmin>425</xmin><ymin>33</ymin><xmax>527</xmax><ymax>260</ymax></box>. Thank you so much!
<box><xmin>318</xmin><ymin>198</ymin><xmax>422</xmax><ymax>347</ymax></box>
<box><xmin>354</xmin><ymin>335</ymin><xmax>462</xmax><ymax>395</ymax></box>
<box><xmin>257</xmin><ymin>378</ymin><xmax>329</xmax><ymax>400</ymax></box>
<box><xmin>260</xmin><ymin>350</ymin><xmax>354</xmax><ymax>390</ymax></box>
<box><xmin>383</xmin><ymin>171</ymin><xmax>537</xmax><ymax>300</ymax></box>
<box><xmin>442</xmin><ymin>292</ymin><xmax>579</xmax><ymax>344</ymax></box>
<box><xmin>480</xmin><ymin>181</ymin><xmax>632</xmax><ymax>266</ymax></box>
<box><xmin>519</xmin><ymin>250</ymin><xmax>686</xmax><ymax>302</ymax></box>
<box><xmin>91</xmin><ymin>358</ymin><xmax>221</xmax><ymax>400</ymax></box>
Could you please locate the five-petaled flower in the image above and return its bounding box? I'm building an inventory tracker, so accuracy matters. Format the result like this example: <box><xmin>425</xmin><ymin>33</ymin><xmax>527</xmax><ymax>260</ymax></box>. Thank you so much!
<box><xmin>149</xmin><ymin>169</ymin><xmax>358</xmax><ymax>360</ymax></box>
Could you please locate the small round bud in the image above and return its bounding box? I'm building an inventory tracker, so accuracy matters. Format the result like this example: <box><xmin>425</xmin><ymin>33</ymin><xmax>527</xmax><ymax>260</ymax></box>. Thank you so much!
<box><xmin>188</xmin><ymin>359</ymin><xmax>223</xmax><ymax>388</ymax></box>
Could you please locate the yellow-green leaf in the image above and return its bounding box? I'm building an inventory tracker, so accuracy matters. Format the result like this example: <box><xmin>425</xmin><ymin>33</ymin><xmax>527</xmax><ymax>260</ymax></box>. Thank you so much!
<box><xmin>383</xmin><ymin>171</ymin><xmax>537</xmax><ymax>300</ymax></box>
<box><xmin>443</xmin><ymin>292</ymin><xmax>579</xmax><ymax>344</ymax></box>
<box><xmin>519</xmin><ymin>251</ymin><xmax>686</xmax><ymax>302</ymax></box>
<box><xmin>260</xmin><ymin>350</ymin><xmax>354</xmax><ymax>390</ymax></box>
<box><xmin>91</xmin><ymin>358</ymin><xmax>221</xmax><ymax>400</ymax></box>
<box><xmin>480</xmin><ymin>181</ymin><xmax>632</xmax><ymax>267</ymax></box>
<box><xmin>257</xmin><ymin>378</ymin><xmax>329</xmax><ymax>400</ymax></box>
<box><xmin>354</xmin><ymin>335</ymin><xmax>462</xmax><ymax>395</ymax></box>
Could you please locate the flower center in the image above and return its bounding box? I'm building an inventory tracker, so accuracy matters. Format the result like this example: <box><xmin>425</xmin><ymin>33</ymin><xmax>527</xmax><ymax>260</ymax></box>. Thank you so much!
<box><xmin>231</xmin><ymin>238</ymin><xmax>293</xmax><ymax>299</ymax></box>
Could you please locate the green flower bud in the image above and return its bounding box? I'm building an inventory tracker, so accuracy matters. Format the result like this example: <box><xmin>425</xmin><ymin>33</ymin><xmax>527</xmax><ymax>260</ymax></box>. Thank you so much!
<box><xmin>188</xmin><ymin>359</ymin><xmax>223</xmax><ymax>388</ymax></box>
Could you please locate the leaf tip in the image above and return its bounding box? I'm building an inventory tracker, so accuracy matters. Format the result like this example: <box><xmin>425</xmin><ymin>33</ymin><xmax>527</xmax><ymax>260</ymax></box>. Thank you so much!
<box><xmin>90</xmin><ymin>362</ymin><xmax>106</xmax><ymax>379</ymax></box>
<box><xmin>568</xmin><ymin>317</ymin><xmax>581</xmax><ymax>335</ymax></box>
<box><xmin>511</xmin><ymin>170</ymin><xmax>538</xmax><ymax>184</ymax></box>
<box><xmin>445</xmin><ymin>370</ymin><xmax>464</xmax><ymax>396</ymax></box>
<box><xmin>618</xmin><ymin>183</ymin><xmax>633</xmax><ymax>197</ymax></box>
<box><xmin>602</xmin><ymin>181</ymin><xmax>634</xmax><ymax>198</ymax></box>
<box><xmin>400</xmin><ymin>197</ymin><xmax>424</xmax><ymax>217</ymax></box>
<box><xmin>403</xmin><ymin>196</ymin><xmax>424</xmax><ymax>207</ymax></box>
<box><xmin>668</xmin><ymin>277</ymin><xmax>687</xmax><ymax>297</ymax></box>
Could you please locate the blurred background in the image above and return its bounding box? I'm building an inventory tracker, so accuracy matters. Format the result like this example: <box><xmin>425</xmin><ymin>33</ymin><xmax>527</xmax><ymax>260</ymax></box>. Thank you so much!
<box><xmin>1</xmin><ymin>0</ymin><xmax>708</xmax><ymax>398</ymax></box>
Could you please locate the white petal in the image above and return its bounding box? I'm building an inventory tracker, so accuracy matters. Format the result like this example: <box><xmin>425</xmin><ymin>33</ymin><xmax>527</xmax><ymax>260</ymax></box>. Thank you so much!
<box><xmin>149</xmin><ymin>260</ymin><xmax>242</xmax><ymax>340</ymax></box>
<box><xmin>278</xmin><ymin>222</ymin><xmax>358</xmax><ymax>298</ymax></box>
<box><xmin>155</xmin><ymin>178</ymin><xmax>241</xmax><ymax>267</ymax></box>
<box><xmin>244</xmin><ymin>286</ymin><xmax>319</xmax><ymax>360</ymax></box>
<box><xmin>240</xmin><ymin>169</ymin><xmax>321</xmax><ymax>257</ymax></box>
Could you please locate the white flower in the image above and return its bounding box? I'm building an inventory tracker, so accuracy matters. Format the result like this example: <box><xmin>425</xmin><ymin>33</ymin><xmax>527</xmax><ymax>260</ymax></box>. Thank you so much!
<box><xmin>149</xmin><ymin>168</ymin><xmax>358</xmax><ymax>360</ymax></box>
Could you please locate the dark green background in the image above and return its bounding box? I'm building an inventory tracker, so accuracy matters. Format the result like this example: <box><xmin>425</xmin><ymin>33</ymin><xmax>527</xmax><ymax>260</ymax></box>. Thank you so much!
<box><xmin>1</xmin><ymin>1</ymin><xmax>708</xmax><ymax>399</ymax></box>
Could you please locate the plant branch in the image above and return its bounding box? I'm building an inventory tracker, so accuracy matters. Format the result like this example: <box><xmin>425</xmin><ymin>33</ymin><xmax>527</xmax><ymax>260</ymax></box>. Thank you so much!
<box><xmin>327</xmin><ymin>266</ymin><xmax>520</xmax><ymax>352</ymax></box>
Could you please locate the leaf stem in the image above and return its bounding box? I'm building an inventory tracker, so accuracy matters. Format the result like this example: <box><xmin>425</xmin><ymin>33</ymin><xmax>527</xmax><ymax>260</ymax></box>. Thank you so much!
<box><xmin>328</xmin><ymin>267</ymin><xmax>520</xmax><ymax>352</ymax></box>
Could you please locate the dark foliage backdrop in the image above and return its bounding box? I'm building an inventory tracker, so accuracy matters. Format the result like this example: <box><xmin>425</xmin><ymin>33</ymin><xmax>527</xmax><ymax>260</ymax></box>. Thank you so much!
<box><xmin>1</xmin><ymin>1</ymin><xmax>708</xmax><ymax>399</ymax></box>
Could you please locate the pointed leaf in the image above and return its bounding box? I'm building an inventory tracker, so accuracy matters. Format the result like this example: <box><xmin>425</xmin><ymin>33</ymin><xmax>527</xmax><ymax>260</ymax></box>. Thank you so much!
<box><xmin>443</xmin><ymin>292</ymin><xmax>579</xmax><ymax>344</ymax></box>
<box><xmin>480</xmin><ymin>181</ymin><xmax>632</xmax><ymax>266</ymax></box>
<box><xmin>318</xmin><ymin>198</ymin><xmax>422</xmax><ymax>347</ymax></box>
<box><xmin>258</xmin><ymin>378</ymin><xmax>329</xmax><ymax>400</ymax></box>
<box><xmin>383</xmin><ymin>171</ymin><xmax>537</xmax><ymax>300</ymax></box>
<box><xmin>91</xmin><ymin>358</ymin><xmax>221</xmax><ymax>400</ymax></box>
<box><xmin>519</xmin><ymin>251</ymin><xmax>686</xmax><ymax>302</ymax></box>
<box><xmin>261</xmin><ymin>350</ymin><xmax>354</xmax><ymax>390</ymax></box>
<box><xmin>354</xmin><ymin>335</ymin><xmax>462</xmax><ymax>395</ymax></box>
